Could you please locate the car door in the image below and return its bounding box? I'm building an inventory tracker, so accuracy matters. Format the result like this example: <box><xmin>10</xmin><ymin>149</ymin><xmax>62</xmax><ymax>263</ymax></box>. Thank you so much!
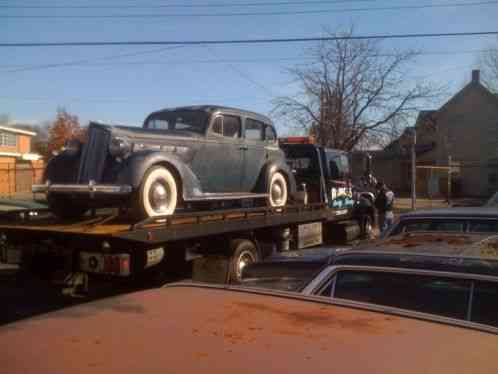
<box><xmin>326</xmin><ymin>151</ymin><xmax>353</xmax><ymax>210</ymax></box>
<box><xmin>200</xmin><ymin>114</ymin><xmax>244</xmax><ymax>193</ymax></box>
<box><xmin>242</xmin><ymin>118</ymin><xmax>267</xmax><ymax>191</ymax></box>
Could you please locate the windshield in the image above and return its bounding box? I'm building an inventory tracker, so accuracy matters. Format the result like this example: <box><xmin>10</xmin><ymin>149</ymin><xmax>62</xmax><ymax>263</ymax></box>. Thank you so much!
<box><xmin>144</xmin><ymin>110</ymin><xmax>209</xmax><ymax>134</ymax></box>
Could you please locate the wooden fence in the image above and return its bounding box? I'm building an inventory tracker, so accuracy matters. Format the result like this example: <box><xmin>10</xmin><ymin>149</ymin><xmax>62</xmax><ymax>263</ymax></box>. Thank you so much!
<box><xmin>0</xmin><ymin>162</ymin><xmax>44</xmax><ymax>197</ymax></box>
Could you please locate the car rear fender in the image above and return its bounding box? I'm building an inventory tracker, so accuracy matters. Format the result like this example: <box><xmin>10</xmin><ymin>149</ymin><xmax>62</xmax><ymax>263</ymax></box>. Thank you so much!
<box><xmin>255</xmin><ymin>160</ymin><xmax>297</xmax><ymax>197</ymax></box>
<box><xmin>115</xmin><ymin>150</ymin><xmax>203</xmax><ymax>200</ymax></box>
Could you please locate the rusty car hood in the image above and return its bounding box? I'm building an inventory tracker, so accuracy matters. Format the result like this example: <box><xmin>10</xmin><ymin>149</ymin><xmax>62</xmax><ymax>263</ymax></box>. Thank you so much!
<box><xmin>3</xmin><ymin>284</ymin><xmax>498</xmax><ymax>374</ymax></box>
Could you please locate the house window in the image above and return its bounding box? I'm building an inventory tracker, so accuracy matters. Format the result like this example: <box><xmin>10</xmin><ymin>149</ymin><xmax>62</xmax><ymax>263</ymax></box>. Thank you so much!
<box><xmin>0</xmin><ymin>132</ymin><xmax>17</xmax><ymax>147</ymax></box>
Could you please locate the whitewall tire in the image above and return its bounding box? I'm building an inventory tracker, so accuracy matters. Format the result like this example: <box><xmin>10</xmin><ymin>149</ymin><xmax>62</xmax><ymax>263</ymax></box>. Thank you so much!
<box><xmin>137</xmin><ymin>166</ymin><xmax>178</xmax><ymax>218</ymax></box>
<box><xmin>268</xmin><ymin>172</ymin><xmax>288</xmax><ymax>208</ymax></box>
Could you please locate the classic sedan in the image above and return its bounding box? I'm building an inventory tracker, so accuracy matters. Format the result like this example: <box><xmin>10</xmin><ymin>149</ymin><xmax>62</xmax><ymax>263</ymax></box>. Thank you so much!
<box><xmin>33</xmin><ymin>106</ymin><xmax>296</xmax><ymax>219</ymax></box>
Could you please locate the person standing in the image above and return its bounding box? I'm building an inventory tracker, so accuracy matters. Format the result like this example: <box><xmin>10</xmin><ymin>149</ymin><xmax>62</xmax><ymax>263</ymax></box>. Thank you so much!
<box><xmin>375</xmin><ymin>181</ymin><xmax>395</xmax><ymax>233</ymax></box>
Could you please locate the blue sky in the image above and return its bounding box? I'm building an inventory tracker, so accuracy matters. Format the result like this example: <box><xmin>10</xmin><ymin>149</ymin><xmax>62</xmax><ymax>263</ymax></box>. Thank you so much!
<box><xmin>1</xmin><ymin>0</ymin><xmax>498</xmax><ymax>134</ymax></box>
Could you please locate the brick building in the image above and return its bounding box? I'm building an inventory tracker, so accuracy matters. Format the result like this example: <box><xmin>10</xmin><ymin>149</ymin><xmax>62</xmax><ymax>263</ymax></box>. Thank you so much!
<box><xmin>0</xmin><ymin>125</ymin><xmax>44</xmax><ymax>196</ymax></box>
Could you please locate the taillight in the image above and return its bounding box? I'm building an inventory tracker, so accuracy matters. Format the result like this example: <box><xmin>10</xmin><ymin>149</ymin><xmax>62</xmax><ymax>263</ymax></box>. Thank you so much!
<box><xmin>102</xmin><ymin>254</ymin><xmax>130</xmax><ymax>276</ymax></box>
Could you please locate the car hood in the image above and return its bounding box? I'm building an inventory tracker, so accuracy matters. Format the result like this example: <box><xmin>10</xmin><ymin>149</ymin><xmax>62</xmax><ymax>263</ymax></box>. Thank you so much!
<box><xmin>91</xmin><ymin>121</ymin><xmax>203</xmax><ymax>141</ymax></box>
<box><xmin>3</xmin><ymin>284</ymin><xmax>498</xmax><ymax>374</ymax></box>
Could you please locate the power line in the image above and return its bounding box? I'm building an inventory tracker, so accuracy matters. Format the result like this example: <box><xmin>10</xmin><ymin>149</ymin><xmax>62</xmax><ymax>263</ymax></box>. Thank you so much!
<box><xmin>0</xmin><ymin>45</ymin><xmax>185</xmax><ymax>73</ymax></box>
<box><xmin>0</xmin><ymin>0</ymin><xmax>374</xmax><ymax>9</ymax></box>
<box><xmin>1</xmin><ymin>49</ymin><xmax>493</xmax><ymax>73</ymax></box>
<box><xmin>2</xmin><ymin>0</ymin><xmax>497</xmax><ymax>18</ymax></box>
<box><xmin>2</xmin><ymin>31</ymin><xmax>498</xmax><ymax>48</ymax></box>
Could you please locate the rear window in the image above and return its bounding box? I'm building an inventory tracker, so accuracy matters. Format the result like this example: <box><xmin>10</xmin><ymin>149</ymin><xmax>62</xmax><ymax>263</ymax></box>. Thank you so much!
<box><xmin>282</xmin><ymin>146</ymin><xmax>320</xmax><ymax>176</ymax></box>
<box><xmin>331</xmin><ymin>270</ymin><xmax>471</xmax><ymax>320</ymax></box>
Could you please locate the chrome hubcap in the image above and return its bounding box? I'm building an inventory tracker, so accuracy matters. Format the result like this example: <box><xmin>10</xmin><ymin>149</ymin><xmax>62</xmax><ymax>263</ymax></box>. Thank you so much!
<box><xmin>149</xmin><ymin>180</ymin><xmax>170</xmax><ymax>213</ymax></box>
<box><xmin>271</xmin><ymin>182</ymin><xmax>284</xmax><ymax>205</ymax></box>
<box><xmin>237</xmin><ymin>251</ymin><xmax>255</xmax><ymax>279</ymax></box>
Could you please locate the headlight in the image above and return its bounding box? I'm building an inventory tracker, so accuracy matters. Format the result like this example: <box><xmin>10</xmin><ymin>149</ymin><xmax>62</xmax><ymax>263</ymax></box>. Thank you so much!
<box><xmin>109</xmin><ymin>137</ymin><xmax>131</xmax><ymax>158</ymax></box>
<box><xmin>63</xmin><ymin>139</ymin><xmax>82</xmax><ymax>157</ymax></box>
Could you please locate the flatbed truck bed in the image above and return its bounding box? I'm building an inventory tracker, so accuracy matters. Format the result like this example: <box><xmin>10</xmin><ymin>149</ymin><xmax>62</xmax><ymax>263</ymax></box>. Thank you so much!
<box><xmin>0</xmin><ymin>202</ymin><xmax>366</xmax><ymax>295</ymax></box>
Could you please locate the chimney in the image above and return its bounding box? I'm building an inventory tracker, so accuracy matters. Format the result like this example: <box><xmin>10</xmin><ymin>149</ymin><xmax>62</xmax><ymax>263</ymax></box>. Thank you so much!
<box><xmin>472</xmin><ymin>69</ymin><xmax>480</xmax><ymax>84</ymax></box>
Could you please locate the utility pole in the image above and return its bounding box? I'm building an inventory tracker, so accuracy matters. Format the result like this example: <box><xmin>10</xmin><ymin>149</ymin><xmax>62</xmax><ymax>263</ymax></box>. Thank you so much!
<box><xmin>411</xmin><ymin>128</ymin><xmax>417</xmax><ymax>210</ymax></box>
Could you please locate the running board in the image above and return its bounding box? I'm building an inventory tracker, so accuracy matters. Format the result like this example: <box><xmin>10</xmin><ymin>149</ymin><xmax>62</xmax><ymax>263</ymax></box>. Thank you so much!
<box><xmin>185</xmin><ymin>192</ymin><xmax>268</xmax><ymax>202</ymax></box>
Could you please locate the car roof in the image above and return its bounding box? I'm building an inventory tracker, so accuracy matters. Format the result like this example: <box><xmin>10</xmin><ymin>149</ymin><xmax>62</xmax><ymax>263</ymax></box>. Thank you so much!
<box><xmin>243</xmin><ymin>234</ymin><xmax>498</xmax><ymax>280</ymax></box>
<box><xmin>3</xmin><ymin>284</ymin><xmax>498</xmax><ymax>374</ymax></box>
<box><xmin>333</xmin><ymin>245</ymin><xmax>498</xmax><ymax>276</ymax></box>
<box><xmin>146</xmin><ymin>105</ymin><xmax>273</xmax><ymax>126</ymax></box>
<box><xmin>400</xmin><ymin>207</ymin><xmax>498</xmax><ymax>219</ymax></box>
<box><xmin>354</xmin><ymin>232</ymin><xmax>498</xmax><ymax>257</ymax></box>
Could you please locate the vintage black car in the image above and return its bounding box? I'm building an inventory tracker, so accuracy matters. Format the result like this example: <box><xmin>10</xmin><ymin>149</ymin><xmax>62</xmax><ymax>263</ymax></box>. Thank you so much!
<box><xmin>241</xmin><ymin>237</ymin><xmax>498</xmax><ymax>330</ymax></box>
<box><xmin>33</xmin><ymin>106</ymin><xmax>296</xmax><ymax>219</ymax></box>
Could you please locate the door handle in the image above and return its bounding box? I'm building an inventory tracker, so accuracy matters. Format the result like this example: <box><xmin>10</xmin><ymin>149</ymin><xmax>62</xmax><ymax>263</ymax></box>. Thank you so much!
<box><xmin>239</xmin><ymin>145</ymin><xmax>248</xmax><ymax>150</ymax></box>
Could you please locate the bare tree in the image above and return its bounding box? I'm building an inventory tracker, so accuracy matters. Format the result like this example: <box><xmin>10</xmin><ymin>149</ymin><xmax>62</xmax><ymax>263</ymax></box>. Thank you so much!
<box><xmin>480</xmin><ymin>44</ymin><xmax>498</xmax><ymax>93</ymax></box>
<box><xmin>273</xmin><ymin>27</ymin><xmax>441</xmax><ymax>151</ymax></box>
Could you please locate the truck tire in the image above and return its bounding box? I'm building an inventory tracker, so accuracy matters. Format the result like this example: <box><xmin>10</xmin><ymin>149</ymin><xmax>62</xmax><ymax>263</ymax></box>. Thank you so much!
<box><xmin>134</xmin><ymin>165</ymin><xmax>178</xmax><ymax>219</ymax></box>
<box><xmin>48</xmin><ymin>194</ymin><xmax>88</xmax><ymax>220</ymax></box>
<box><xmin>268</xmin><ymin>172</ymin><xmax>288</xmax><ymax>208</ymax></box>
<box><xmin>228</xmin><ymin>239</ymin><xmax>260</xmax><ymax>284</ymax></box>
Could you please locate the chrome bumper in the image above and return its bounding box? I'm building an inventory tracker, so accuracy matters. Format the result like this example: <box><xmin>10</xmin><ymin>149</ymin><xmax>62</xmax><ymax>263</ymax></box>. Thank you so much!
<box><xmin>32</xmin><ymin>181</ymin><xmax>132</xmax><ymax>195</ymax></box>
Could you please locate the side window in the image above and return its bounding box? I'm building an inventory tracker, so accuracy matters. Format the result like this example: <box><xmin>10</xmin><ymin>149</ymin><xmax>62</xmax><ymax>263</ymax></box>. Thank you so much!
<box><xmin>471</xmin><ymin>281</ymin><xmax>498</xmax><ymax>327</ymax></box>
<box><xmin>333</xmin><ymin>271</ymin><xmax>471</xmax><ymax>320</ymax></box>
<box><xmin>223</xmin><ymin>115</ymin><xmax>241</xmax><ymax>138</ymax></box>
<box><xmin>245</xmin><ymin>119</ymin><xmax>264</xmax><ymax>140</ymax></box>
<box><xmin>265</xmin><ymin>125</ymin><xmax>277</xmax><ymax>141</ymax></box>
<box><xmin>212</xmin><ymin>116</ymin><xmax>222</xmax><ymax>135</ymax></box>
<box><xmin>468</xmin><ymin>220</ymin><xmax>498</xmax><ymax>233</ymax></box>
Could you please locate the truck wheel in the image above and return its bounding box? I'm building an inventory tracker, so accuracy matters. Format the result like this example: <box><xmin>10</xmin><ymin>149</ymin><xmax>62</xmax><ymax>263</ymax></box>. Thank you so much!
<box><xmin>228</xmin><ymin>239</ymin><xmax>260</xmax><ymax>283</ymax></box>
<box><xmin>268</xmin><ymin>172</ymin><xmax>288</xmax><ymax>208</ymax></box>
<box><xmin>48</xmin><ymin>194</ymin><xmax>88</xmax><ymax>220</ymax></box>
<box><xmin>361</xmin><ymin>214</ymin><xmax>374</xmax><ymax>239</ymax></box>
<box><xmin>134</xmin><ymin>165</ymin><xmax>178</xmax><ymax>219</ymax></box>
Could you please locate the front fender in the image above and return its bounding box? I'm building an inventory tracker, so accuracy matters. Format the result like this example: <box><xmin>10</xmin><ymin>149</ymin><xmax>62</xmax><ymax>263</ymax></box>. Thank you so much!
<box><xmin>256</xmin><ymin>160</ymin><xmax>297</xmax><ymax>197</ymax></box>
<box><xmin>115</xmin><ymin>151</ymin><xmax>203</xmax><ymax>200</ymax></box>
<box><xmin>44</xmin><ymin>153</ymin><xmax>80</xmax><ymax>183</ymax></box>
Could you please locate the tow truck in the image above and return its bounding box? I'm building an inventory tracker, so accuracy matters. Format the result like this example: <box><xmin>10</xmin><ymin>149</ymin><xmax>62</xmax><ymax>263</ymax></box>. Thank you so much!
<box><xmin>0</xmin><ymin>137</ymin><xmax>374</xmax><ymax>295</ymax></box>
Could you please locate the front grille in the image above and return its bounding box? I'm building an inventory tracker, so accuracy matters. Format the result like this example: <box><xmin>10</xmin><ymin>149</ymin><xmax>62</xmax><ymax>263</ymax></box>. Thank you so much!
<box><xmin>77</xmin><ymin>123</ymin><xmax>111</xmax><ymax>183</ymax></box>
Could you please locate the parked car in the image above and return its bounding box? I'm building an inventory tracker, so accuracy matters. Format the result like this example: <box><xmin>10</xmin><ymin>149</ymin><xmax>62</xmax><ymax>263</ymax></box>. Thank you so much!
<box><xmin>383</xmin><ymin>207</ymin><xmax>498</xmax><ymax>238</ymax></box>
<box><xmin>3</xmin><ymin>283</ymin><xmax>498</xmax><ymax>374</ymax></box>
<box><xmin>33</xmin><ymin>106</ymin><xmax>296</xmax><ymax>219</ymax></box>
<box><xmin>241</xmin><ymin>236</ymin><xmax>498</xmax><ymax>328</ymax></box>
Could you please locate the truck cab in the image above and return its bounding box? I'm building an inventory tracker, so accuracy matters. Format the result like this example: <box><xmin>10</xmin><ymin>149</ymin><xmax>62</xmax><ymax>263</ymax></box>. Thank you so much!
<box><xmin>279</xmin><ymin>138</ymin><xmax>354</xmax><ymax>212</ymax></box>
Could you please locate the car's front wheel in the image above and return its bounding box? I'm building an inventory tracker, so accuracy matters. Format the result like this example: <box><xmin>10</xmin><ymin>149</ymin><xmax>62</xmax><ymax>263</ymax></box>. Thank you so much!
<box><xmin>134</xmin><ymin>165</ymin><xmax>178</xmax><ymax>219</ymax></box>
<box><xmin>268</xmin><ymin>171</ymin><xmax>288</xmax><ymax>208</ymax></box>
